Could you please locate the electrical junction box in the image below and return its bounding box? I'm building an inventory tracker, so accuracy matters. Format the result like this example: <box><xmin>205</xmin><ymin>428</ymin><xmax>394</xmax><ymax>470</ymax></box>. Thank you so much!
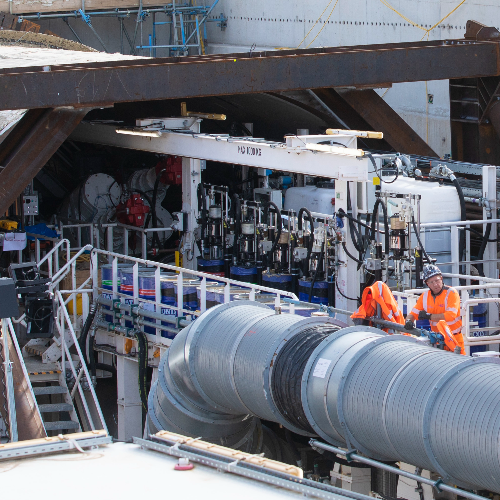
<box><xmin>293</xmin><ymin>247</ymin><xmax>308</xmax><ymax>260</ymax></box>
<box><xmin>25</xmin><ymin>297</ymin><xmax>54</xmax><ymax>338</ymax></box>
<box><xmin>23</xmin><ymin>194</ymin><xmax>39</xmax><ymax>215</ymax></box>
<box><xmin>0</xmin><ymin>278</ymin><xmax>20</xmax><ymax>319</ymax></box>
<box><xmin>254</xmin><ymin>188</ymin><xmax>282</xmax><ymax>209</ymax></box>
<box><xmin>260</xmin><ymin>240</ymin><xmax>273</xmax><ymax>252</ymax></box>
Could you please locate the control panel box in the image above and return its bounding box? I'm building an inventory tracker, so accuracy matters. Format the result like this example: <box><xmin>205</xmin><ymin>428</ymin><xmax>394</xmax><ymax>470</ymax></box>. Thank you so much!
<box><xmin>23</xmin><ymin>194</ymin><xmax>39</xmax><ymax>215</ymax></box>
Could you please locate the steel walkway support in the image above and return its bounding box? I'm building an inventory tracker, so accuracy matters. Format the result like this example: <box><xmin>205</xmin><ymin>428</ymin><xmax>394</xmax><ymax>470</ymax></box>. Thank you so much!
<box><xmin>0</xmin><ymin>107</ymin><xmax>89</xmax><ymax>215</ymax></box>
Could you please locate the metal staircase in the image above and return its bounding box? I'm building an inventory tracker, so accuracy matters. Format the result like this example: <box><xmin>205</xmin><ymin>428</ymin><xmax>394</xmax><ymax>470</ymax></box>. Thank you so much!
<box><xmin>24</xmin><ymin>347</ymin><xmax>81</xmax><ymax>435</ymax></box>
<box><xmin>20</xmin><ymin>289</ymin><xmax>106</xmax><ymax>436</ymax></box>
<box><xmin>0</xmin><ymin>245</ymin><xmax>107</xmax><ymax>442</ymax></box>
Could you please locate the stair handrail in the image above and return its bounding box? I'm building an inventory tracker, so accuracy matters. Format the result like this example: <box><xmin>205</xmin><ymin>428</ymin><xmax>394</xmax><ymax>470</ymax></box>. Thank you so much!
<box><xmin>54</xmin><ymin>303</ymin><xmax>93</xmax><ymax>432</ymax></box>
<box><xmin>37</xmin><ymin>238</ymin><xmax>70</xmax><ymax>280</ymax></box>
<box><xmin>50</xmin><ymin>244</ymin><xmax>93</xmax><ymax>291</ymax></box>
<box><xmin>55</xmin><ymin>290</ymin><xmax>107</xmax><ymax>433</ymax></box>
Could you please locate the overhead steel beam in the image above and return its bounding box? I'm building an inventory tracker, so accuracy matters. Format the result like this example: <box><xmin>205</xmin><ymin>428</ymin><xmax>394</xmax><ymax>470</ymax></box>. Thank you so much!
<box><xmin>0</xmin><ymin>39</ymin><xmax>500</xmax><ymax>111</ymax></box>
<box><xmin>321</xmin><ymin>88</ymin><xmax>439</xmax><ymax>157</ymax></box>
<box><xmin>0</xmin><ymin>107</ymin><xmax>89</xmax><ymax>215</ymax></box>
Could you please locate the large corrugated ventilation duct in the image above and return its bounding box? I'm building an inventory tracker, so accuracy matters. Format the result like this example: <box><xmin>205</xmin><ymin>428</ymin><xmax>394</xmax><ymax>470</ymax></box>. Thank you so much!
<box><xmin>149</xmin><ymin>301</ymin><xmax>500</xmax><ymax>493</ymax></box>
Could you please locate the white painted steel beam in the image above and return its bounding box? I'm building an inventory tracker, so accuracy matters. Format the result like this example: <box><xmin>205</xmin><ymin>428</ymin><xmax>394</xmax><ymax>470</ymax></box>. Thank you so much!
<box><xmin>71</xmin><ymin>123</ymin><xmax>370</xmax><ymax>182</ymax></box>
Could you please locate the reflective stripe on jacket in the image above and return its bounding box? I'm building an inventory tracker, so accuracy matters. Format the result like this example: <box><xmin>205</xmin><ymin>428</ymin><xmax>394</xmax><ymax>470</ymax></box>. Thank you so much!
<box><xmin>436</xmin><ymin>320</ymin><xmax>465</xmax><ymax>355</ymax></box>
<box><xmin>351</xmin><ymin>281</ymin><xmax>404</xmax><ymax>327</ymax></box>
<box><xmin>409</xmin><ymin>285</ymin><xmax>462</xmax><ymax>334</ymax></box>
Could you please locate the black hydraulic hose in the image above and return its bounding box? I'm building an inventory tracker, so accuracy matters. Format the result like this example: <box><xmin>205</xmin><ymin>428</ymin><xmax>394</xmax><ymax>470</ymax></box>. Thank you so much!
<box><xmin>477</xmin><ymin>215</ymin><xmax>492</xmax><ymax>276</ymax></box>
<box><xmin>342</xmin><ymin>241</ymin><xmax>363</xmax><ymax>265</ymax></box>
<box><xmin>451</xmin><ymin>177</ymin><xmax>467</xmax><ymax>268</ymax></box>
<box><xmin>360</xmin><ymin>214</ymin><xmax>372</xmax><ymax>254</ymax></box>
<box><xmin>89</xmin><ymin>330</ymin><xmax>97</xmax><ymax>380</ymax></box>
<box><xmin>366</xmin><ymin>153</ymin><xmax>399</xmax><ymax>184</ymax></box>
<box><xmin>151</xmin><ymin>168</ymin><xmax>166</xmax><ymax>248</ymax></box>
<box><xmin>232</xmin><ymin>195</ymin><xmax>241</xmax><ymax>261</ymax></box>
<box><xmin>337</xmin><ymin>209</ymin><xmax>385</xmax><ymax>235</ymax></box>
<box><xmin>134</xmin><ymin>330</ymin><xmax>149</xmax><ymax>411</ymax></box>
<box><xmin>95</xmin><ymin>362</ymin><xmax>116</xmax><ymax>374</ymax></box>
<box><xmin>298</xmin><ymin>207</ymin><xmax>315</xmax><ymax>270</ymax></box>
<box><xmin>411</xmin><ymin>217</ymin><xmax>432</xmax><ymax>264</ymax></box>
<box><xmin>197</xmin><ymin>183</ymin><xmax>207</xmax><ymax>241</ymax></box>
<box><xmin>349</xmin><ymin>217</ymin><xmax>363</xmax><ymax>253</ymax></box>
<box><xmin>152</xmin><ymin>168</ymin><xmax>166</xmax><ymax>228</ymax></box>
<box><xmin>346</xmin><ymin>186</ymin><xmax>364</xmax><ymax>256</ymax></box>
<box><xmin>371</xmin><ymin>198</ymin><xmax>390</xmax><ymax>252</ymax></box>
<box><xmin>308</xmin><ymin>244</ymin><xmax>324</xmax><ymax>302</ymax></box>
<box><xmin>348</xmin><ymin>217</ymin><xmax>365</xmax><ymax>271</ymax></box>
<box><xmin>79</xmin><ymin>301</ymin><xmax>98</xmax><ymax>366</ymax></box>
<box><xmin>466</xmin><ymin>226</ymin><xmax>500</xmax><ymax>242</ymax></box>
<box><xmin>264</xmin><ymin>201</ymin><xmax>282</xmax><ymax>254</ymax></box>
<box><xmin>335</xmin><ymin>277</ymin><xmax>359</xmax><ymax>303</ymax></box>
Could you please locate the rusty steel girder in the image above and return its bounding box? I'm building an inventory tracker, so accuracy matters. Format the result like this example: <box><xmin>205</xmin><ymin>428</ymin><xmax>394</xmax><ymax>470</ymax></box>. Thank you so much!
<box><xmin>1</xmin><ymin>39</ymin><xmax>500</xmax><ymax>111</ymax></box>
<box><xmin>329</xmin><ymin>88</ymin><xmax>438</xmax><ymax>157</ymax></box>
<box><xmin>0</xmin><ymin>107</ymin><xmax>88</xmax><ymax>215</ymax></box>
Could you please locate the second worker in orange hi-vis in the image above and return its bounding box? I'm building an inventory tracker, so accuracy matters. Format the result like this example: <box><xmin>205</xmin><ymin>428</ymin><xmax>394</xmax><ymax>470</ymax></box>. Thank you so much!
<box><xmin>405</xmin><ymin>264</ymin><xmax>464</xmax><ymax>353</ymax></box>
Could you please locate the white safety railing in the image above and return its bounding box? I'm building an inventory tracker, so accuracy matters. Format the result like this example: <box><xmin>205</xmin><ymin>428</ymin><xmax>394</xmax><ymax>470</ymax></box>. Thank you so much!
<box><xmin>55</xmin><ymin>290</ymin><xmax>107</xmax><ymax>432</ymax></box>
<box><xmin>57</xmin><ymin>222</ymin><xmax>95</xmax><ymax>251</ymax></box>
<box><xmin>397</xmin><ymin>280</ymin><xmax>500</xmax><ymax>355</ymax></box>
<box><xmin>36</xmin><ymin>238</ymin><xmax>71</xmax><ymax>282</ymax></box>
<box><xmin>392</xmin><ymin>291</ymin><xmax>419</xmax><ymax>319</ymax></box>
<box><xmin>462</xmin><ymin>297</ymin><xmax>500</xmax><ymax>347</ymax></box>
<box><xmin>97</xmin><ymin>223</ymin><xmax>172</xmax><ymax>260</ymax></box>
<box><xmin>418</xmin><ymin>218</ymin><xmax>500</xmax><ymax>286</ymax></box>
<box><xmin>47</xmin><ymin>221</ymin><xmax>171</xmax><ymax>260</ymax></box>
<box><xmin>50</xmin><ymin>244</ymin><xmax>94</xmax><ymax>327</ymax></box>
<box><xmin>90</xmin><ymin>248</ymin><xmax>299</xmax><ymax>345</ymax></box>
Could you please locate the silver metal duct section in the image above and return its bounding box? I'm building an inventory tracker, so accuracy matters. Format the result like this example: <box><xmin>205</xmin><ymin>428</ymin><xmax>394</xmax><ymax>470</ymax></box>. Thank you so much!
<box><xmin>149</xmin><ymin>301</ymin><xmax>500</xmax><ymax>493</ymax></box>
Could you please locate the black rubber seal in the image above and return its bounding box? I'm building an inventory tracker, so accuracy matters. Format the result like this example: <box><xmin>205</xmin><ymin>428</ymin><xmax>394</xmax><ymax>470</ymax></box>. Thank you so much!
<box><xmin>271</xmin><ymin>324</ymin><xmax>340</xmax><ymax>434</ymax></box>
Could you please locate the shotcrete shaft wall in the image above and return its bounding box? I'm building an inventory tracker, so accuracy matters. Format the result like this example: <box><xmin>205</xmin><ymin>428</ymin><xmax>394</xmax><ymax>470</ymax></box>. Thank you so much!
<box><xmin>148</xmin><ymin>301</ymin><xmax>500</xmax><ymax>492</ymax></box>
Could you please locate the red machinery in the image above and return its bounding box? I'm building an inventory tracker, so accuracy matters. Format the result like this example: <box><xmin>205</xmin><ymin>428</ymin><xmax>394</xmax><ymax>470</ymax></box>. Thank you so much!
<box><xmin>156</xmin><ymin>156</ymin><xmax>182</xmax><ymax>185</ymax></box>
<box><xmin>116</xmin><ymin>193</ymin><xmax>150</xmax><ymax>227</ymax></box>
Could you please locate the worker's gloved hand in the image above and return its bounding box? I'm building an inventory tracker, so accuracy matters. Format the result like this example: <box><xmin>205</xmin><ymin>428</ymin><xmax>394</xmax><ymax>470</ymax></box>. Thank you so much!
<box><xmin>404</xmin><ymin>319</ymin><xmax>414</xmax><ymax>330</ymax></box>
<box><xmin>418</xmin><ymin>310</ymin><xmax>431</xmax><ymax>321</ymax></box>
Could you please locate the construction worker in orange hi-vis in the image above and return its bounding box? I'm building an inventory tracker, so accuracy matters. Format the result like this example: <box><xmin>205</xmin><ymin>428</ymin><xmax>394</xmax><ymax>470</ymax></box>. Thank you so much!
<box><xmin>405</xmin><ymin>264</ymin><xmax>465</xmax><ymax>354</ymax></box>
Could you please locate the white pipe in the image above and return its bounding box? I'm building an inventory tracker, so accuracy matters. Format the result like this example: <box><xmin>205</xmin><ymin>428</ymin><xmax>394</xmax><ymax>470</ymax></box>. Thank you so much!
<box><xmin>442</xmin><ymin>272</ymin><xmax>499</xmax><ymax>283</ymax></box>
<box><xmin>420</xmin><ymin>218</ymin><xmax>500</xmax><ymax>228</ymax></box>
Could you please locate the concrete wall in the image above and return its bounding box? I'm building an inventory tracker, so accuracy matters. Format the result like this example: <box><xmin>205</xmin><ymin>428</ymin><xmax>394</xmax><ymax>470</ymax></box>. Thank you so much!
<box><xmin>202</xmin><ymin>0</ymin><xmax>500</xmax><ymax>158</ymax></box>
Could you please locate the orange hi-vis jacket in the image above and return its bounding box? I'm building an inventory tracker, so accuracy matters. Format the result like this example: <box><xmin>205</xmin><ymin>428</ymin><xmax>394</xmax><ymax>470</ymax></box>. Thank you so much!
<box><xmin>409</xmin><ymin>285</ymin><xmax>462</xmax><ymax>334</ymax></box>
<box><xmin>436</xmin><ymin>320</ymin><xmax>465</xmax><ymax>355</ymax></box>
<box><xmin>351</xmin><ymin>281</ymin><xmax>404</xmax><ymax>327</ymax></box>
